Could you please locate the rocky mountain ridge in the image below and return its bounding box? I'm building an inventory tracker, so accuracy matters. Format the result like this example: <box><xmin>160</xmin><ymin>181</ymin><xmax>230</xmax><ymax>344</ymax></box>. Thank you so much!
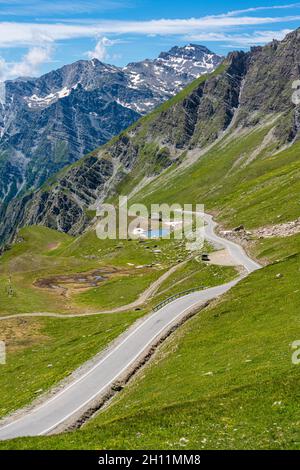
<box><xmin>0</xmin><ymin>44</ymin><xmax>223</xmax><ymax>205</ymax></box>
<box><xmin>1</xmin><ymin>29</ymin><xmax>300</xmax><ymax>247</ymax></box>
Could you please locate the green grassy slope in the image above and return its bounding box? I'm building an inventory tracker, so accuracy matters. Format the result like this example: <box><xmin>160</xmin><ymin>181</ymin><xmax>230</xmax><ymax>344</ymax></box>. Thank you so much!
<box><xmin>1</xmin><ymin>42</ymin><xmax>300</xmax><ymax>450</ymax></box>
<box><xmin>4</xmin><ymin>240</ymin><xmax>299</xmax><ymax>450</ymax></box>
<box><xmin>1</xmin><ymin>117</ymin><xmax>300</xmax><ymax>449</ymax></box>
<box><xmin>0</xmin><ymin>311</ymin><xmax>141</xmax><ymax>420</ymax></box>
<box><xmin>128</xmin><ymin>124</ymin><xmax>300</xmax><ymax>230</ymax></box>
<box><xmin>0</xmin><ymin>226</ymin><xmax>197</xmax><ymax>316</ymax></box>
<box><xmin>0</xmin><ymin>224</ymin><xmax>236</xmax><ymax>422</ymax></box>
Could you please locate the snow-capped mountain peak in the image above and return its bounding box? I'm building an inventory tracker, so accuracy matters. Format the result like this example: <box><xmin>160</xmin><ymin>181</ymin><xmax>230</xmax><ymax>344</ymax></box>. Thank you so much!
<box><xmin>157</xmin><ymin>44</ymin><xmax>223</xmax><ymax>77</ymax></box>
<box><xmin>123</xmin><ymin>44</ymin><xmax>223</xmax><ymax>113</ymax></box>
<box><xmin>0</xmin><ymin>44</ymin><xmax>223</xmax><ymax>204</ymax></box>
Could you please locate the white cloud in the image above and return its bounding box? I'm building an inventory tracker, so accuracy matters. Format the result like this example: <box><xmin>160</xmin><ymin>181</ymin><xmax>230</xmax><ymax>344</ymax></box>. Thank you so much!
<box><xmin>0</xmin><ymin>58</ymin><xmax>7</xmax><ymax>81</ymax></box>
<box><xmin>0</xmin><ymin>4</ymin><xmax>299</xmax><ymax>79</ymax></box>
<box><xmin>10</xmin><ymin>46</ymin><xmax>53</xmax><ymax>77</ymax></box>
<box><xmin>87</xmin><ymin>37</ymin><xmax>115</xmax><ymax>61</ymax></box>
<box><xmin>0</xmin><ymin>11</ymin><xmax>299</xmax><ymax>47</ymax></box>
<box><xmin>0</xmin><ymin>45</ymin><xmax>53</xmax><ymax>81</ymax></box>
<box><xmin>224</xmin><ymin>3</ymin><xmax>300</xmax><ymax>17</ymax></box>
<box><xmin>186</xmin><ymin>29</ymin><xmax>293</xmax><ymax>46</ymax></box>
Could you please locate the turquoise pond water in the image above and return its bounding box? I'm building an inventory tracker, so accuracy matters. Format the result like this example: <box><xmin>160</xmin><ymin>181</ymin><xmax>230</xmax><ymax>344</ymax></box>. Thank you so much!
<box><xmin>146</xmin><ymin>229</ymin><xmax>170</xmax><ymax>238</ymax></box>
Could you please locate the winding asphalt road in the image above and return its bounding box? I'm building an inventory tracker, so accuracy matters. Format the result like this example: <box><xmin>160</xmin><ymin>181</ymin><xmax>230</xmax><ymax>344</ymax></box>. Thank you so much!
<box><xmin>0</xmin><ymin>214</ymin><xmax>261</xmax><ymax>440</ymax></box>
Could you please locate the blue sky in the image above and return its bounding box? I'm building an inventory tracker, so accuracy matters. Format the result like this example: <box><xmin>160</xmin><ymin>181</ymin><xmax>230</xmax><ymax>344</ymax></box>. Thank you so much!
<box><xmin>0</xmin><ymin>1</ymin><xmax>300</xmax><ymax>79</ymax></box>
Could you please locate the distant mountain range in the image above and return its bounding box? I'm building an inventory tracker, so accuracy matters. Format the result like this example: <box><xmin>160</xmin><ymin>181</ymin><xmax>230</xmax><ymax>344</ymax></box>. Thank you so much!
<box><xmin>0</xmin><ymin>44</ymin><xmax>223</xmax><ymax>205</ymax></box>
<box><xmin>1</xmin><ymin>28</ymin><xmax>299</xmax><ymax>248</ymax></box>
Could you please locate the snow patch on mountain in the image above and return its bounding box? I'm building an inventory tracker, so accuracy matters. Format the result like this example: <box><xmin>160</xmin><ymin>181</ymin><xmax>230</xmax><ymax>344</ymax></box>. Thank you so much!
<box><xmin>25</xmin><ymin>85</ymin><xmax>75</xmax><ymax>109</ymax></box>
<box><xmin>22</xmin><ymin>45</ymin><xmax>223</xmax><ymax>113</ymax></box>
<box><xmin>124</xmin><ymin>44</ymin><xmax>223</xmax><ymax>106</ymax></box>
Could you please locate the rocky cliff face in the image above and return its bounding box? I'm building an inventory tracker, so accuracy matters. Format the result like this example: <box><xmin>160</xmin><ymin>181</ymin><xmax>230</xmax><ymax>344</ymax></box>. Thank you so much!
<box><xmin>0</xmin><ymin>45</ymin><xmax>222</xmax><ymax>206</ymax></box>
<box><xmin>146</xmin><ymin>51</ymin><xmax>249</xmax><ymax>150</ymax></box>
<box><xmin>1</xmin><ymin>29</ymin><xmax>299</xmax><ymax>247</ymax></box>
<box><xmin>236</xmin><ymin>29</ymin><xmax>300</xmax><ymax>140</ymax></box>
